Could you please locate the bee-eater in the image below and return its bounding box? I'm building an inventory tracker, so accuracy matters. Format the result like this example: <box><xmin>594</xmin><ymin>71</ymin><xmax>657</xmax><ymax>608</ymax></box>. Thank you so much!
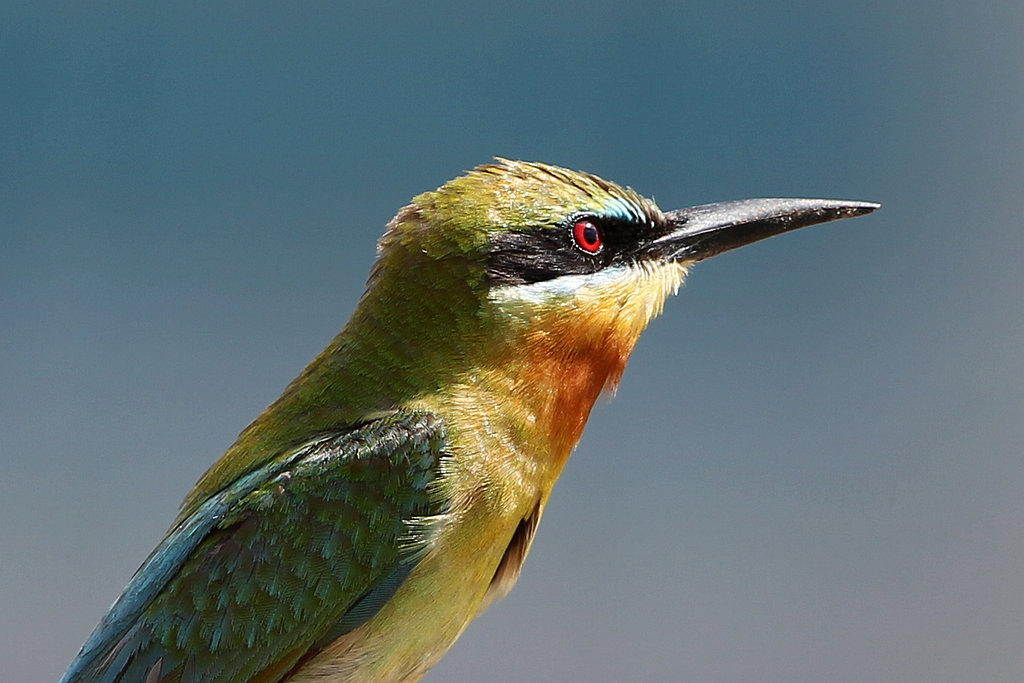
<box><xmin>62</xmin><ymin>160</ymin><xmax>878</xmax><ymax>682</ymax></box>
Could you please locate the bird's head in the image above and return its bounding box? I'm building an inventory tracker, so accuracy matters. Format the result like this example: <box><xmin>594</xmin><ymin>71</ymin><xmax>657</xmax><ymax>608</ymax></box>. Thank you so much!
<box><xmin>349</xmin><ymin>159</ymin><xmax>877</xmax><ymax>453</ymax></box>
<box><xmin>365</xmin><ymin>159</ymin><xmax>683</xmax><ymax>373</ymax></box>
<box><xmin>361</xmin><ymin>159</ymin><xmax>875</xmax><ymax>381</ymax></box>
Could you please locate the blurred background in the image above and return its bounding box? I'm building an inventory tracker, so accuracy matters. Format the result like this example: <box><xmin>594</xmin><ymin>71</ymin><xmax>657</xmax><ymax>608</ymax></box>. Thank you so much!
<box><xmin>3</xmin><ymin>2</ymin><xmax>1023</xmax><ymax>681</ymax></box>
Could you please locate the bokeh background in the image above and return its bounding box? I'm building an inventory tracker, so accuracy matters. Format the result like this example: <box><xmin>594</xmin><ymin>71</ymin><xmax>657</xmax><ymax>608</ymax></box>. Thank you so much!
<box><xmin>4</xmin><ymin>3</ymin><xmax>1023</xmax><ymax>681</ymax></box>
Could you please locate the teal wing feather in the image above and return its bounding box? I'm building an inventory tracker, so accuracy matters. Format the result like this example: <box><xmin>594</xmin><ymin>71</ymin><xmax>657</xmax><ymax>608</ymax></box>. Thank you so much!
<box><xmin>61</xmin><ymin>411</ymin><xmax>448</xmax><ymax>683</ymax></box>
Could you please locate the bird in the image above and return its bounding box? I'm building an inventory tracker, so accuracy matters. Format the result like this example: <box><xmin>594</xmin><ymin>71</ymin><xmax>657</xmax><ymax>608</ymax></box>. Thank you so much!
<box><xmin>62</xmin><ymin>159</ymin><xmax>878</xmax><ymax>682</ymax></box>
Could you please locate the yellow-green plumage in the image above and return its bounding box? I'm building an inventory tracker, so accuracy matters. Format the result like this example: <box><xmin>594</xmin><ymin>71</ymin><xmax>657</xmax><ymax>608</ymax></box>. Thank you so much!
<box><xmin>62</xmin><ymin>160</ymin><xmax>878</xmax><ymax>682</ymax></box>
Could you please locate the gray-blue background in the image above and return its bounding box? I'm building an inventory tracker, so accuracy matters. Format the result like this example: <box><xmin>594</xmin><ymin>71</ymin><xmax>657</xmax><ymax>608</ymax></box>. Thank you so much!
<box><xmin>4</xmin><ymin>3</ymin><xmax>1023</xmax><ymax>681</ymax></box>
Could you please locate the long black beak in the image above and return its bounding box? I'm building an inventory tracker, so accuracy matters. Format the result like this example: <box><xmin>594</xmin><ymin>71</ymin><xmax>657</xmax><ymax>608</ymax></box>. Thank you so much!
<box><xmin>650</xmin><ymin>198</ymin><xmax>879</xmax><ymax>263</ymax></box>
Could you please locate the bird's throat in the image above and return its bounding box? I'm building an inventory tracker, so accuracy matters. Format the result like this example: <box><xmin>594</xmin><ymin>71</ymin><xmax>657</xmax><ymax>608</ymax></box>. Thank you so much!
<box><xmin>481</xmin><ymin>261</ymin><xmax>688</xmax><ymax>472</ymax></box>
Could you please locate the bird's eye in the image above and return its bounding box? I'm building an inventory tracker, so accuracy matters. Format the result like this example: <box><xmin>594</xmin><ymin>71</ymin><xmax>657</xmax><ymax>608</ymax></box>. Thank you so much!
<box><xmin>572</xmin><ymin>219</ymin><xmax>603</xmax><ymax>254</ymax></box>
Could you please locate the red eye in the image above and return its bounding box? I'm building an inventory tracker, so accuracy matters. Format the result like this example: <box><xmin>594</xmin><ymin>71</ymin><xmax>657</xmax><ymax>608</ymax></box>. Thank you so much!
<box><xmin>572</xmin><ymin>219</ymin><xmax>603</xmax><ymax>253</ymax></box>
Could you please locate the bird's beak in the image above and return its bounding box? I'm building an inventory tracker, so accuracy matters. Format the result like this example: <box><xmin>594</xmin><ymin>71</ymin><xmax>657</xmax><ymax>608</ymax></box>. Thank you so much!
<box><xmin>647</xmin><ymin>198</ymin><xmax>880</xmax><ymax>264</ymax></box>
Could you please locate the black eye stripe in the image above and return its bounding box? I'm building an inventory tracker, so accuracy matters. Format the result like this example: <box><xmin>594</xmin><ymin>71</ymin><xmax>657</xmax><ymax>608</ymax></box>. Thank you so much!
<box><xmin>486</xmin><ymin>214</ymin><xmax>662</xmax><ymax>286</ymax></box>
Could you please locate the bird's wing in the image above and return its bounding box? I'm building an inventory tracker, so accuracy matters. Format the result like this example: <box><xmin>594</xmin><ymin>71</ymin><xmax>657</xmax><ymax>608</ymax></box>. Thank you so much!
<box><xmin>62</xmin><ymin>411</ymin><xmax>448</xmax><ymax>683</ymax></box>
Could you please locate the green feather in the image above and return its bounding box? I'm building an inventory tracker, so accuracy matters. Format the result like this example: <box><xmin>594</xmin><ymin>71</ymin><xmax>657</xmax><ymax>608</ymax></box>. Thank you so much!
<box><xmin>63</xmin><ymin>412</ymin><xmax>448</xmax><ymax>683</ymax></box>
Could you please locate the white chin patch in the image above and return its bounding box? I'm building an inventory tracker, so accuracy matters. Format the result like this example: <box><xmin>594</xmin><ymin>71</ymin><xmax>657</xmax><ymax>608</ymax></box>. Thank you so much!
<box><xmin>490</xmin><ymin>261</ymin><xmax>688</xmax><ymax>325</ymax></box>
